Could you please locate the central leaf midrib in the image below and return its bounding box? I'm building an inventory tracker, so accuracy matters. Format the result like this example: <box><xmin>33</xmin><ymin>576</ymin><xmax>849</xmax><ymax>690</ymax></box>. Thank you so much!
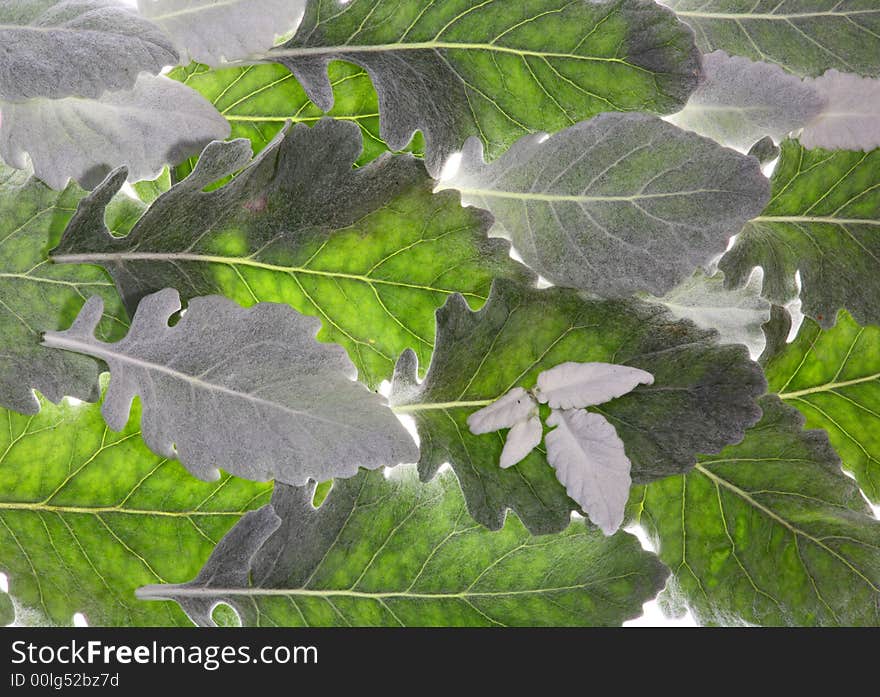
<box><xmin>138</xmin><ymin>580</ymin><xmax>623</xmax><ymax>600</ymax></box>
<box><xmin>41</xmin><ymin>334</ymin><xmax>348</xmax><ymax>429</ymax></box>
<box><xmin>751</xmin><ymin>215</ymin><xmax>880</xmax><ymax>227</ymax></box>
<box><xmin>0</xmin><ymin>501</ymin><xmax>243</xmax><ymax>517</ymax></box>
<box><xmin>674</xmin><ymin>9</ymin><xmax>878</xmax><ymax>20</ymax></box>
<box><xmin>454</xmin><ymin>187</ymin><xmax>741</xmax><ymax>203</ymax></box>
<box><xmin>694</xmin><ymin>463</ymin><xmax>880</xmax><ymax>592</ymax></box>
<box><xmin>51</xmin><ymin>251</ymin><xmax>485</xmax><ymax>299</ymax></box>
<box><xmin>270</xmin><ymin>42</ymin><xmax>646</xmax><ymax>71</ymax></box>
<box><xmin>777</xmin><ymin>372</ymin><xmax>880</xmax><ymax>399</ymax></box>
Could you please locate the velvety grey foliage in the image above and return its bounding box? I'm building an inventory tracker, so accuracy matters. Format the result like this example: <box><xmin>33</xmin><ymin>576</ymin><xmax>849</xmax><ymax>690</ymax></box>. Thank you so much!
<box><xmin>666</xmin><ymin>51</ymin><xmax>825</xmax><ymax>150</ymax></box>
<box><xmin>0</xmin><ymin>74</ymin><xmax>230</xmax><ymax>189</ymax></box>
<box><xmin>271</xmin><ymin>0</ymin><xmax>701</xmax><ymax>174</ymax></box>
<box><xmin>42</xmin><ymin>289</ymin><xmax>418</xmax><ymax>485</ymax></box>
<box><xmin>138</xmin><ymin>0</ymin><xmax>307</xmax><ymax>64</ymax></box>
<box><xmin>442</xmin><ymin>113</ymin><xmax>770</xmax><ymax>298</ymax></box>
<box><xmin>800</xmin><ymin>70</ymin><xmax>880</xmax><ymax>151</ymax></box>
<box><xmin>0</xmin><ymin>0</ymin><xmax>177</xmax><ymax>101</ymax></box>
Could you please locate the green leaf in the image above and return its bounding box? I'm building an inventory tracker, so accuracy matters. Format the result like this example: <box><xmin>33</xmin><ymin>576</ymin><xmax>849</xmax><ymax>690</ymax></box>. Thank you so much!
<box><xmin>271</xmin><ymin>0</ymin><xmax>701</xmax><ymax>173</ymax></box>
<box><xmin>663</xmin><ymin>0</ymin><xmax>880</xmax><ymax>77</ymax></box>
<box><xmin>44</xmin><ymin>288</ymin><xmax>419</xmax><ymax>486</ymax></box>
<box><xmin>0</xmin><ymin>390</ymin><xmax>271</xmax><ymax>626</ymax></box>
<box><xmin>766</xmin><ymin>311</ymin><xmax>880</xmax><ymax>502</ymax></box>
<box><xmin>0</xmin><ymin>164</ymin><xmax>129</xmax><ymax>414</ymax></box>
<box><xmin>139</xmin><ymin>467</ymin><xmax>668</xmax><ymax>627</ymax></box>
<box><xmin>53</xmin><ymin>119</ymin><xmax>531</xmax><ymax>388</ymax></box>
<box><xmin>390</xmin><ymin>280</ymin><xmax>766</xmax><ymax>534</ymax></box>
<box><xmin>0</xmin><ymin>590</ymin><xmax>13</xmax><ymax>626</ymax></box>
<box><xmin>169</xmin><ymin>60</ymin><xmax>424</xmax><ymax>173</ymax></box>
<box><xmin>720</xmin><ymin>140</ymin><xmax>880</xmax><ymax>328</ymax></box>
<box><xmin>633</xmin><ymin>395</ymin><xmax>880</xmax><ymax>626</ymax></box>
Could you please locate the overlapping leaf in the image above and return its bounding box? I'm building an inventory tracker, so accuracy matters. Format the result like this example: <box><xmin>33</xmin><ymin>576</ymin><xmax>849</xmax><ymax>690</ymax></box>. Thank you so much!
<box><xmin>0</xmin><ymin>163</ymin><xmax>130</xmax><ymax>415</ymax></box>
<box><xmin>0</xmin><ymin>0</ymin><xmax>177</xmax><ymax>101</ymax></box>
<box><xmin>665</xmin><ymin>51</ymin><xmax>825</xmax><ymax>150</ymax></box>
<box><xmin>139</xmin><ymin>467</ymin><xmax>668</xmax><ymax>627</ymax></box>
<box><xmin>645</xmin><ymin>269</ymin><xmax>771</xmax><ymax>360</ymax></box>
<box><xmin>138</xmin><ymin>0</ymin><xmax>305</xmax><ymax>65</ymax></box>
<box><xmin>663</xmin><ymin>0</ymin><xmax>880</xmax><ymax>77</ymax></box>
<box><xmin>0</xmin><ymin>75</ymin><xmax>230</xmax><ymax>190</ymax></box>
<box><xmin>441</xmin><ymin>113</ymin><xmax>769</xmax><ymax>298</ymax></box>
<box><xmin>801</xmin><ymin>70</ymin><xmax>880</xmax><ymax>151</ymax></box>
<box><xmin>766</xmin><ymin>311</ymin><xmax>880</xmax><ymax>502</ymax></box>
<box><xmin>169</xmin><ymin>60</ymin><xmax>424</xmax><ymax>172</ymax></box>
<box><xmin>390</xmin><ymin>279</ymin><xmax>766</xmax><ymax>534</ymax></box>
<box><xmin>0</xmin><ymin>391</ymin><xmax>271</xmax><ymax>626</ymax></box>
<box><xmin>720</xmin><ymin>140</ymin><xmax>880</xmax><ymax>327</ymax></box>
<box><xmin>43</xmin><ymin>288</ymin><xmax>418</xmax><ymax>485</ymax></box>
<box><xmin>633</xmin><ymin>396</ymin><xmax>880</xmax><ymax>626</ymax></box>
<box><xmin>271</xmin><ymin>0</ymin><xmax>701</xmax><ymax>173</ymax></box>
<box><xmin>53</xmin><ymin>118</ymin><xmax>531</xmax><ymax>387</ymax></box>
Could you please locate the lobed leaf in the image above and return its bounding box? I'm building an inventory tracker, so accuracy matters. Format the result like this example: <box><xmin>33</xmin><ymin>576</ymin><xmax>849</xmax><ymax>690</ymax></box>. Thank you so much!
<box><xmin>0</xmin><ymin>390</ymin><xmax>271</xmax><ymax>626</ymax></box>
<box><xmin>139</xmin><ymin>467</ymin><xmax>668</xmax><ymax>627</ymax></box>
<box><xmin>52</xmin><ymin>118</ymin><xmax>531</xmax><ymax>388</ymax></box>
<box><xmin>720</xmin><ymin>140</ymin><xmax>880</xmax><ymax>328</ymax></box>
<box><xmin>634</xmin><ymin>396</ymin><xmax>880</xmax><ymax>626</ymax></box>
<box><xmin>43</xmin><ymin>288</ymin><xmax>418</xmax><ymax>486</ymax></box>
<box><xmin>441</xmin><ymin>113</ymin><xmax>770</xmax><ymax>298</ymax></box>
<box><xmin>390</xmin><ymin>280</ymin><xmax>766</xmax><ymax>534</ymax></box>
<box><xmin>271</xmin><ymin>0</ymin><xmax>702</xmax><ymax>174</ymax></box>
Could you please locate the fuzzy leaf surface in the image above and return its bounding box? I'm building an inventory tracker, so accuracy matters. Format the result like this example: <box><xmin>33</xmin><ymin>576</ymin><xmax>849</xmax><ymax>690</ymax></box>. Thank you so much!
<box><xmin>0</xmin><ymin>75</ymin><xmax>230</xmax><ymax>190</ymax></box>
<box><xmin>390</xmin><ymin>280</ymin><xmax>766</xmax><ymax>534</ymax></box>
<box><xmin>441</xmin><ymin>113</ymin><xmax>769</xmax><ymax>297</ymax></box>
<box><xmin>271</xmin><ymin>0</ymin><xmax>701</xmax><ymax>173</ymax></box>
<box><xmin>0</xmin><ymin>0</ymin><xmax>177</xmax><ymax>101</ymax></box>
<box><xmin>140</xmin><ymin>467</ymin><xmax>668</xmax><ymax>627</ymax></box>
<box><xmin>138</xmin><ymin>0</ymin><xmax>306</xmax><ymax>65</ymax></box>
<box><xmin>634</xmin><ymin>396</ymin><xmax>880</xmax><ymax>626</ymax></box>
<box><xmin>43</xmin><ymin>289</ymin><xmax>418</xmax><ymax>486</ymax></box>
<box><xmin>720</xmin><ymin>140</ymin><xmax>880</xmax><ymax>327</ymax></box>
<box><xmin>665</xmin><ymin>51</ymin><xmax>825</xmax><ymax>150</ymax></box>
<box><xmin>53</xmin><ymin>119</ymin><xmax>530</xmax><ymax>387</ymax></box>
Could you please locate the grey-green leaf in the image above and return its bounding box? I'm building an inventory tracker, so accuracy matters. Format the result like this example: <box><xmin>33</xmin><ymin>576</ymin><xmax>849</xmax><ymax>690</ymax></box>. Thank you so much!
<box><xmin>665</xmin><ymin>51</ymin><xmax>825</xmax><ymax>151</ymax></box>
<box><xmin>0</xmin><ymin>163</ymin><xmax>130</xmax><ymax>414</ymax></box>
<box><xmin>644</xmin><ymin>269</ymin><xmax>771</xmax><ymax>360</ymax></box>
<box><xmin>390</xmin><ymin>280</ymin><xmax>766</xmax><ymax>534</ymax></box>
<box><xmin>42</xmin><ymin>288</ymin><xmax>418</xmax><ymax>485</ymax></box>
<box><xmin>441</xmin><ymin>113</ymin><xmax>770</xmax><ymax>298</ymax></box>
<box><xmin>633</xmin><ymin>396</ymin><xmax>880</xmax><ymax>626</ymax></box>
<box><xmin>270</xmin><ymin>0</ymin><xmax>701</xmax><ymax>174</ymax></box>
<box><xmin>137</xmin><ymin>0</ymin><xmax>306</xmax><ymax>65</ymax></box>
<box><xmin>50</xmin><ymin>118</ymin><xmax>531</xmax><ymax>389</ymax></box>
<box><xmin>0</xmin><ymin>75</ymin><xmax>230</xmax><ymax>189</ymax></box>
<box><xmin>663</xmin><ymin>0</ymin><xmax>880</xmax><ymax>78</ymax></box>
<box><xmin>139</xmin><ymin>467</ymin><xmax>668</xmax><ymax>627</ymax></box>
<box><xmin>719</xmin><ymin>139</ymin><xmax>880</xmax><ymax>328</ymax></box>
<box><xmin>0</xmin><ymin>0</ymin><xmax>177</xmax><ymax>101</ymax></box>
